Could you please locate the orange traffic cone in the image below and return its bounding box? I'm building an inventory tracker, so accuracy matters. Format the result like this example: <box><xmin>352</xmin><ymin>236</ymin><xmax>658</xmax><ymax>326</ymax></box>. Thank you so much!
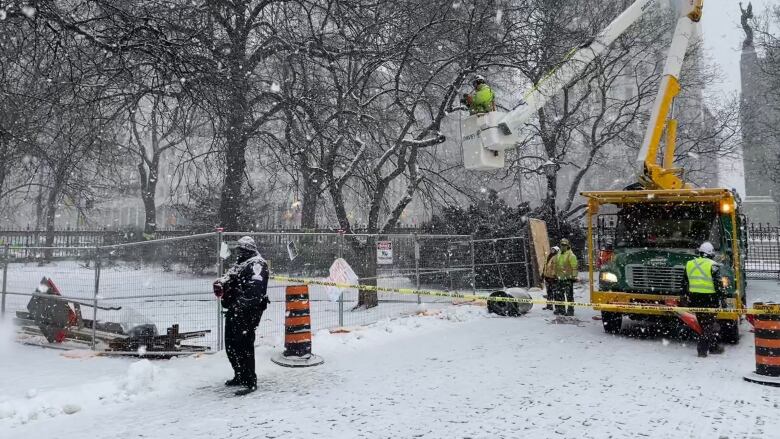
<box><xmin>271</xmin><ymin>285</ymin><xmax>324</xmax><ymax>368</ymax></box>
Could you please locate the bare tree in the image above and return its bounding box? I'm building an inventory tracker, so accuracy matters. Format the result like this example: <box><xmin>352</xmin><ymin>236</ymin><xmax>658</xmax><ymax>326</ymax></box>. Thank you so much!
<box><xmin>1</xmin><ymin>5</ymin><xmax>124</xmax><ymax>237</ymax></box>
<box><xmin>119</xmin><ymin>91</ymin><xmax>202</xmax><ymax>236</ymax></box>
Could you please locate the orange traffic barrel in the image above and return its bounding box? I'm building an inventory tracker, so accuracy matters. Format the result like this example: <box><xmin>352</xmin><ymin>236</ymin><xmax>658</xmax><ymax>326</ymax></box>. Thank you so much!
<box><xmin>271</xmin><ymin>285</ymin><xmax>324</xmax><ymax>368</ymax></box>
<box><xmin>744</xmin><ymin>302</ymin><xmax>780</xmax><ymax>387</ymax></box>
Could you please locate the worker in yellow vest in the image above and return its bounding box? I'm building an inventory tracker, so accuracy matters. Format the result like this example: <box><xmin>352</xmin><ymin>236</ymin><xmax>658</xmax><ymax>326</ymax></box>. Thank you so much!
<box><xmin>554</xmin><ymin>238</ymin><xmax>578</xmax><ymax>316</ymax></box>
<box><xmin>461</xmin><ymin>75</ymin><xmax>496</xmax><ymax>114</ymax></box>
<box><xmin>682</xmin><ymin>241</ymin><xmax>725</xmax><ymax>358</ymax></box>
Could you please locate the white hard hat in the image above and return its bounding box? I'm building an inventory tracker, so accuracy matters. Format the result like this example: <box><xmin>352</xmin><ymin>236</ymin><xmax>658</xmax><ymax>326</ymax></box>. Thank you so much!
<box><xmin>698</xmin><ymin>241</ymin><xmax>714</xmax><ymax>256</ymax></box>
<box><xmin>552</xmin><ymin>246</ymin><xmax>560</xmax><ymax>252</ymax></box>
<box><xmin>472</xmin><ymin>74</ymin><xmax>486</xmax><ymax>84</ymax></box>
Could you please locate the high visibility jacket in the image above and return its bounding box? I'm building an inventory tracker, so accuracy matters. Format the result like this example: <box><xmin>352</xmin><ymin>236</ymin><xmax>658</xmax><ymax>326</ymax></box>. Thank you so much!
<box><xmin>555</xmin><ymin>250</ymin><xmax>578</xmax><ymax>280</ymax></box>
<box><xmin>685</xmin><ymin>257</ymin><xmax>716</xmax><ymax>294</ymax></box>
<box><xmin>469</xmin><ymin>84</ymin><xmax>495</xmax><ymax>114</ymax></box>
<box><xmin>543</xmin><ymin>253</ymin><xmax>557</xmax><ymax>279</ymax></box>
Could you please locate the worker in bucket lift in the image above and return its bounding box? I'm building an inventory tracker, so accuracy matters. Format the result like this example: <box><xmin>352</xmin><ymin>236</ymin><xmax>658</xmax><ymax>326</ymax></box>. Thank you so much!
<box><xmin>213</xmin><ymin>236</ymin><xmax>270</xmax><ymax>396</ymax></box>
<box><xmin>681</xmin><ymin>241</ymin><xmax>726</xmax><ymax>358</ymax></box>
<box><xmin>542</xmin><ymin>246</ymin><xmax>560</xmax><ymax>310</ymax></box>
<box><xmin>461</xmin><ymin>75</ymin><xmax>495</xmax><ymax>114</ymax></box>
<box><xmin>553</xmin><ymin>239</ymin><xmax>578</xmax><ymax>316</ymax></box>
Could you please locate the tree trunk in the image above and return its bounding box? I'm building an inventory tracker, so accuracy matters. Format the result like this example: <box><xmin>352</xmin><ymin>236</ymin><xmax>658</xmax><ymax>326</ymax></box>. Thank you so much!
<box><xmin>328</xmin><ymin>176</ymin><xmax>378</xmax><ymax>308</ymax></box>
<box><xmin>142</xmin><ymin>191</ymin><xmax>157</xmax><ymax>236</ymax></box>
<box><xmin>43</xmin><ymin>184</ymin><xmax>60</xmax><ymax>261</ymax></box>
<box><xmin>218</xmin><ymin>105</ymin><xmax>248</xmax><ymax>232</ymax></box>
<box><xmin>300</xmin><ymin>188</ymin><xmax>318</xmax><ymax>229</ymax></box>
<box><xmin>300</xmin><ymin>169</ymin><xmax>319</xmax><ymax>229</ymax></box>
<box><xmin>356</xmin><ymin>237</ymin><xmax>378</xmax><ymax>309</ymax></box>
<box><xmin>139</xmin><ymin>161</ymin><xmax>159</xmax><ymax>236</ymax></box>
<box><xmin>0</xmin><ymin>138</ymin><xmax>7</xmax><ymax>200</ymax></box>
<box><xmin>544</xmin><ymin>172</ymin><xmax>560</xmax><ymax>235</ymax></box>
<box><xmin>34</xmin><ymin>188</ymin><xmax>44</xmax><ymax>230</ymax></box>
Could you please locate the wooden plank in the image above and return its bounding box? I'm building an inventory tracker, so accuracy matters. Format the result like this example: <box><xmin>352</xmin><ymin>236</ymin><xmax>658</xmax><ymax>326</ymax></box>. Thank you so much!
<box><xmin>527</xmin><ymin>219</ymin><xmax>550</xmax><ymax>289</ymax></box>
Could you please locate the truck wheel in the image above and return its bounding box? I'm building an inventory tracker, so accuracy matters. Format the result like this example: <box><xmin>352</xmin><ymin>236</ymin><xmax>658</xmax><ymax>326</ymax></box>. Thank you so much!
<box><xmin>602</xmin><ymin>312</ymin><xmax>622</xmax><ymax>334</ymax></box>
<box><xmin>719</xmin><ymin>320</ymin><xmax>740</xmax><ymax>344</ymax></box>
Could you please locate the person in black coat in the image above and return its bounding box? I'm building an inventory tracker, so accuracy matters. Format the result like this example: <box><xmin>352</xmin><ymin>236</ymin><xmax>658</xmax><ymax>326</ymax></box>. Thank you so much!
<box><xmin>213</xmin><ymin>236</ymin><xmax>269</xmax><ymax>396</ymax></box>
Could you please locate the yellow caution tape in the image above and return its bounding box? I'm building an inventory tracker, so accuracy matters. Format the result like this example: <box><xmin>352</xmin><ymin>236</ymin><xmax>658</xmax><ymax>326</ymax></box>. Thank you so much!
<box><xmin>270</xmin><ymin>275</ymin><xmax>777</xmax><ymax>316</ymax></box>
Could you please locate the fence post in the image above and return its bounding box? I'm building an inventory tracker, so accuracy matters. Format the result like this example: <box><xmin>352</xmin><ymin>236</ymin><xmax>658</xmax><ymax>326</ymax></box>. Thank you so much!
<box><xmin>216</xmin><ymin>228</ymin><xmax>224</xmax><ymax>351</ymax></box>
<box><xmin>1</xmin><ymin>244</ymin><xmax>9</xmax><ymax>318</ymax></box>
<box><xmin>338</xmin><ymin>232</ymin><xmax>344</xmax><ymax>327</ymax></box>
<box><xmin>446</xmin><ymin>243</ymin><xmax>452</xmax><ymax>292</ymax></box>
<box><xmin>522</xmin><ymin>236</ymin><xmax>532</xmax><ymax>289</ymax></box>
<box><xmin>414</xmin><ymin>234</ymin><xmax>421</xmax><ymax>305</ymax></box>
<box><xmin>470</xmin><ymin>235</ymin><xmax>477</xmax><ymax>295</ymax></box>
<box><xmin>91</xmin><ymin>246</ymin><xmax>101</xmax><ymax>350</ymax></box>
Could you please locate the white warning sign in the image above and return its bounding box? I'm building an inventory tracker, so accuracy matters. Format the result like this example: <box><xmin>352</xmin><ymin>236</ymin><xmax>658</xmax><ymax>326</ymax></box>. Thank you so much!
<box><xmin>376</xmin><ymin>240</ymin><xmax>393</xmax><ymax>265</ymax></box>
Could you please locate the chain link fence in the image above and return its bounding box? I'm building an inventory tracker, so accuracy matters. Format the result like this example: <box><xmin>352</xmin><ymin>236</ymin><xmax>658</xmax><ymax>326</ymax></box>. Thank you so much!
<box><xmin>1</xmin><ymin>231</ymin><xmax>533</xmax><ymax>354</ymax></box>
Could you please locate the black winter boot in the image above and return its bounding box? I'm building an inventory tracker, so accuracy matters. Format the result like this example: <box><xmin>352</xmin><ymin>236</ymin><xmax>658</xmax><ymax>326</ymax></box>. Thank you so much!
<box><xmin>234</xmin><ymin>384</ymin><xmax>257</xmax><ymax>396</ymax></box>
<box><xmin>225</xmin><ymin>377</ymin><xmax>242</xmax><ymax>387</ymax></box>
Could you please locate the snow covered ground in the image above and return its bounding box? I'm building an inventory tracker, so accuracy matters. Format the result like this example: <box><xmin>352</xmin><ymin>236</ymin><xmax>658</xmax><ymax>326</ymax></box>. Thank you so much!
<box><xmin>1</xmin><ymin>279</ymin><xmax>779</xmax><ymax>438</ymax></box>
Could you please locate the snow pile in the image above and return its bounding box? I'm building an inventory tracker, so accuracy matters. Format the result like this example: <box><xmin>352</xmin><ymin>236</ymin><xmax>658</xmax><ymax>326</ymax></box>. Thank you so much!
<box><xmin>0</xmin><ymin>359</ymin><xmax>168</xmax><ymax>425</ymax></box>
<box><xmin>119</xmin><ymin>359</ymin><xmax>160</xmax><ymax>396</ymax></box>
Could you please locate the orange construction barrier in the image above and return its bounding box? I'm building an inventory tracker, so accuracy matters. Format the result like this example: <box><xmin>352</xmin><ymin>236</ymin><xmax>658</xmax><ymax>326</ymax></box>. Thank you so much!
<box><xmin>744</xmin><ymin>302</ymin><xmax>780</xmax><ymax>387</ymax></box>
<box><xmin>271</xmin><ymin>285</ymin><xmax>324</xmax><ymax>368</ymax></box>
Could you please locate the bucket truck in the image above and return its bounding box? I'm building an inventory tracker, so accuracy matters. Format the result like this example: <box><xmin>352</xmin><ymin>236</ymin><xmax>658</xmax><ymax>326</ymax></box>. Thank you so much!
<box><xmin>462</xmin><ymin>0</ymin><xmax>747</xmax><ymax>341</ymax></box>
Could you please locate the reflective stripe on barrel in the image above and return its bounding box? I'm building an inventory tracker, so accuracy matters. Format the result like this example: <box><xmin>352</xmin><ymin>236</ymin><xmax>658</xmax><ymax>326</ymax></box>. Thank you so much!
<box><xmin>755</xmin><ymin>320</ymin><xmax>780</xmax><ymax>330</ymax></box>
<box><xmin>284</xmin><ymin>285</ymin><xmax>313</xmax><ymax>357</ymax></box>
<box><xmin>754</xmin><ymin>303</ymin><xmax>780</xmax><ymax>377</ymax></box>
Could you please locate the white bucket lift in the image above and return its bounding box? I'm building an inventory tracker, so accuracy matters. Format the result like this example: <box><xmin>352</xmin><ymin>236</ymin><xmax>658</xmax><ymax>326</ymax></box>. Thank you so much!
<box><xmin>461</xmin><ymin>111</ymin><xmax>514</xmax><ymax>170</ymax></box>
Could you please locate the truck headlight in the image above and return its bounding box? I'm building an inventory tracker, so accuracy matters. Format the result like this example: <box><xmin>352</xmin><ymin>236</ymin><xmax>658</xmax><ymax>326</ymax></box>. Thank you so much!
<box><xmin>600</xmin><ymin>272</ymin><xmax>618</xmax><ymax>284</ymax></box>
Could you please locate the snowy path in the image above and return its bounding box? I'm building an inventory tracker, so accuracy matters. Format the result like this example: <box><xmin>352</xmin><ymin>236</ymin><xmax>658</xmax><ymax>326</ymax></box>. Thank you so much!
<box><xmin>2</xmin><ymin>281</ymin><xmax>779</xmax><ymax>438</ymax></box>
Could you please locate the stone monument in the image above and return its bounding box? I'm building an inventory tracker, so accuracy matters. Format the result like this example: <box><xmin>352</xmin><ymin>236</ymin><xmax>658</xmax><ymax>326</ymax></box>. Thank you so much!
<box><xmin>739</xmin><ymin>2</ymin><xmax>780</xmax><ymax>225</ymax></box>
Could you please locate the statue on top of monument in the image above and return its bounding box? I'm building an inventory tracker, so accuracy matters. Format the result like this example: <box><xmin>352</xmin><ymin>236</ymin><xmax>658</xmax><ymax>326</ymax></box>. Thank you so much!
<box><xmin>740</xmin><ymin>2</ymin><xmax>754</xmax><ymax>48</ymax></box>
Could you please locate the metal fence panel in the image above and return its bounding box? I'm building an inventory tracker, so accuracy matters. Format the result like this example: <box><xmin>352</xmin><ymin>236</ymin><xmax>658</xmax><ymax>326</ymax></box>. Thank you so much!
<box><xmin>3</xmin><ymin>247</ymin><xmax>99</xmax><ymax>349</ymax></box>
<box><xmin>471</xmin><ymin>236</ymin><xmax>532</xmax><ymax>290</ymax></box>
<box><xmin>746</xmin><ymin>224</ymin><xmax>780</xmax><ymax>280</ymax></box>
<box><xmin>96</xmin><ymin>234</ymin><xmax>221</xmax><ymax>352</ymax></box>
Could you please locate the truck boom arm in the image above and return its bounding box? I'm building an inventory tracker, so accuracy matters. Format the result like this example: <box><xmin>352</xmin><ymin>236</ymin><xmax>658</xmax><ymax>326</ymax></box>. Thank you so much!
<box><xmin>462</xmin><ymin>0</ymin><xmax>705</xmax><ymax>190</ymax></box>
<box><xmin>497</xmin><ymin>0</ymin><xmax>660</xmax><ymax>137</ymax></box>
<box><xmin>636</xmin><ymin>3</ymin><xmax>702</xmax><ymax>189</ymax></box>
